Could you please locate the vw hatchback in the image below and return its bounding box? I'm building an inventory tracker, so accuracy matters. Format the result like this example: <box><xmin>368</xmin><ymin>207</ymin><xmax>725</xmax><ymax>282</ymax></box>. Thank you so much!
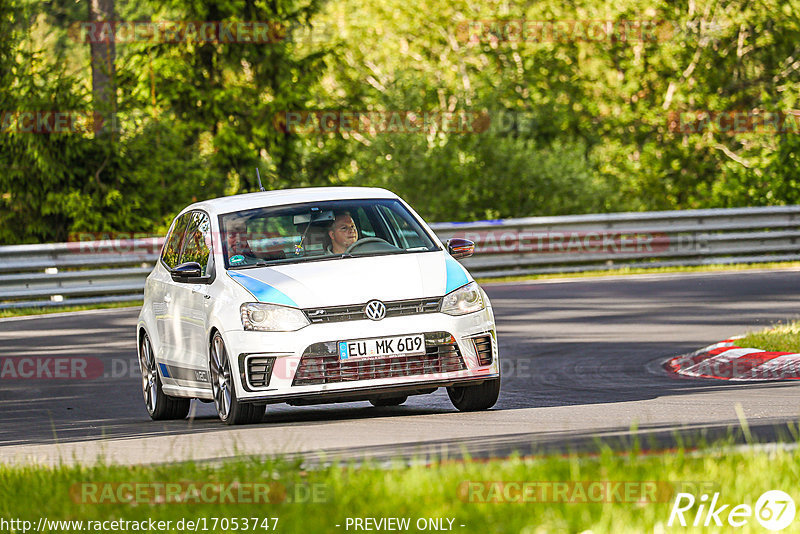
<box><xmin>137</xmin><ymin>187</ymin><xmax>500</xmax><ymax>424</ymax></box>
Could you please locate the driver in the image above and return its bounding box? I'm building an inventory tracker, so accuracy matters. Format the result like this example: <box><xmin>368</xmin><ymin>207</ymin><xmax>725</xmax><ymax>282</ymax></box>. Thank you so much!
<box><xmin>327</xmin><ymin>211</ymin><xmax>359</xmax><ymax>254</ymax></box>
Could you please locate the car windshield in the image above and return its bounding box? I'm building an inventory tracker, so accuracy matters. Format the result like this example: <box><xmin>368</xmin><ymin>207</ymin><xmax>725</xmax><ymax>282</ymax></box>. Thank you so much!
<box><xmin>220</xmin><ymin>198</ymin><xmax>439</xmax><ymax>269</ymax></box>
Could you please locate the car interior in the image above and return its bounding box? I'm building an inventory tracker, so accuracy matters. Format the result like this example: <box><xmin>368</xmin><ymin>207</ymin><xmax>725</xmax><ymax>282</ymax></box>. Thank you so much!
<box><xmin>221</xmin><ymin>200</ymin><xmax>435</xmax><ymax>267</ymax></box>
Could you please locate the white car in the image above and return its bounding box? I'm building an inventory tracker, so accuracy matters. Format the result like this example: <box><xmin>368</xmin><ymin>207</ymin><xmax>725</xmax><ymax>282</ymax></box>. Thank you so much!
<box><xmin>137</xmin><ymin>187</ymin><xmax>500</xmax><ymax>424</ymax></box>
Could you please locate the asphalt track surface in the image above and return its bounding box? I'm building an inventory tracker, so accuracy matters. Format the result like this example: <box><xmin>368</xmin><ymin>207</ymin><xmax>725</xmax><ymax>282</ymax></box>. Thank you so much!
<box><xmin>2</xmin><ymin>269</ymin><xmax>800</xmax><ymax>465</ymax></box>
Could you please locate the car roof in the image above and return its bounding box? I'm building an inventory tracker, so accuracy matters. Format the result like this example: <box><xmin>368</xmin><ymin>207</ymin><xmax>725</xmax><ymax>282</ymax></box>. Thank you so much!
<box><xmin>186</xmin><ymin>187</ymin><xmax>399</xmax><ymax>216</ymax></box>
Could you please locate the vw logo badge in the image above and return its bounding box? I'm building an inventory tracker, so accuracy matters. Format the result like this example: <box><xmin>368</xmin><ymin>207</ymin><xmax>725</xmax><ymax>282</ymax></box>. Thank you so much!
<box><xmin>365</xmin><ymin>300</ymin><xmax>387</xmax><ymax>321</ymax></box>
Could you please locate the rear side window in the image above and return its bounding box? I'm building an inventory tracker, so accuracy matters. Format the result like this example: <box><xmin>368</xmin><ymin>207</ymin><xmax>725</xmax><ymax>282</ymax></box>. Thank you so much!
<box><xmin>161</xmin><ymin>212</ymin><xmax>192</xmax><ymax>269</ymax></box>
<box><xmin>180</xmin><ymin>212</ymin><xmax>213</xmax><ymax>275</ymax></box>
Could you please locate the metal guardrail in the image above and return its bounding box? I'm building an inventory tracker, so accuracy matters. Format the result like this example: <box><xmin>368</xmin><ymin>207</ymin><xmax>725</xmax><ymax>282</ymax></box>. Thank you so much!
<box><xmin>1</xmin><ymin>206</ymin><xmax>799</xmax><ymax>309</ymax></box>
<box><xmin>0</xmin><ymin>239</ymin><xmax>161</xmax><ymax>309</ymax></box>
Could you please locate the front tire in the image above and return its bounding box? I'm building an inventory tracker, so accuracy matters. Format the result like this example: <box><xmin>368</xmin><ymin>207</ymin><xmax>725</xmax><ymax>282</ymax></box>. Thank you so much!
<box><xmin>447</xmin><ymin>378</ymin><xmax>500</xmax><ymax>412</ymax></box>
<box><xmin>139</xmin><ymin>332</ymin><xmax>190</xmax><ymax>420</ymax></box>
<box><xmin>209</xmin><ymin>332</ymin><xmax>265</xmax><ymax>425</ymax></box>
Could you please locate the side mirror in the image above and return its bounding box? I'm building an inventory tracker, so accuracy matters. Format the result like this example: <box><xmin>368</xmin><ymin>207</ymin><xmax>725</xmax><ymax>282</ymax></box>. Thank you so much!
<box><xmin>170</xmin><ymin>261</ymin><xmax>203</xmax><ymax>282</ymax></box>
<box><xmin>447</xmin><ymin>238</ymin><xmax>475</xmax><ymax>259</ymax></box>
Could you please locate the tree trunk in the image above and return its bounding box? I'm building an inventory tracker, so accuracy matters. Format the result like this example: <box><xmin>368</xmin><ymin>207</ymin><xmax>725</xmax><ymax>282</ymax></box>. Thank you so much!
<box><xmin>88</xmin><ymin>0</ymin><xmax>116</xmax><ymax>138</ymax></box>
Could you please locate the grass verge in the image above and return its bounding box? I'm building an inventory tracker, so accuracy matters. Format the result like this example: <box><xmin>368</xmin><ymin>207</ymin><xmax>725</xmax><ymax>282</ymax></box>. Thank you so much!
<box><xmin>2</xmin><ymin>442</ymin><xmax>800</xmax><ymax>532</ymax></box>
<box><xmin>477</xmin><ymin>261</ymin><xmax>800</xmax><ymax>284</ymax></box>
<box><xmin>0</xmin><ymin>301</ymin><xmax>142</xmax><ymax>319</ymax></box>
<box><xmin>737</xmin><ymin>321</ymin><xmax>800</xmax><ymax>353</ymax></box>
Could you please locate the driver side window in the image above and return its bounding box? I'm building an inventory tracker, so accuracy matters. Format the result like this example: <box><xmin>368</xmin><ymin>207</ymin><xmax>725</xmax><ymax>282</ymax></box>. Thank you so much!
<box><xmin>161</xmin><ymin>212</ymin><xmax>193</xmax><ymax>269</ymax></box>
<box><xmin>180</xmin><ymin>212</ymin><xmax>213</xmax><ymax>275</ymax></box>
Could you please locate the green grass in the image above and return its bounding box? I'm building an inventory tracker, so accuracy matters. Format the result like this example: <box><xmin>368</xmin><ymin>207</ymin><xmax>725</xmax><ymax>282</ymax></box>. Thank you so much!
<box><xmin>477</xmin><ymin>261</ymin><xmax>800</xmax><ymax>284</ymax></box>
<box><xmin>737</xmin><ymin>321</ymin><xmax>800</xmax><ymax>353</ymax></box>
<box><xmin>0</xmin><ymin>301</ymin><xmax>142</xmax><ymax>319</ymax></box>
<box><xmin>2</xmin><ymin>443</ymin><xmax>800</xmax><ymax>533</ymax></box>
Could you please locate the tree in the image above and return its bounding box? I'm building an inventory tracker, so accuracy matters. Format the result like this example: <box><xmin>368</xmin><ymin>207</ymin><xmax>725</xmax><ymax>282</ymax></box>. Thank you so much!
<box><xmin>88</xmin><ymin>0</ymin><xmax>116</xmax><ymax>137</ymax></box>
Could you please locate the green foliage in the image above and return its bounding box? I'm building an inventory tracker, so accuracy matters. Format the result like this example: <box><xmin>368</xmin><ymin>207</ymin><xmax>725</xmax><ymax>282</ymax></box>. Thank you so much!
<box><xmin>0</xmin><ymin>1</ymin><xmax>92</xmax><ymax>243</ymax></box>
<box><xmin>2</xmin><ymin>0</ymin><xmax>800</xmax><ymax>243</ymax></box>
<box><xmin>2</xmin><ymin>445</ymin><xmax>800</xmax><ymax>532</ymax></box>
<box><xmin>353</xmin><ymin>134</ymin><xmax>608</xmax><ymax>221</ymax></box>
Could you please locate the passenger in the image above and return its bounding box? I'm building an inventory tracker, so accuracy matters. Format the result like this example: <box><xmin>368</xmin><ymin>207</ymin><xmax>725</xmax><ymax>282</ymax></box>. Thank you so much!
<box><xmin>226</xmin><ymin>219</ymin><xmax>254</xmax><ymax>258</ymax></box>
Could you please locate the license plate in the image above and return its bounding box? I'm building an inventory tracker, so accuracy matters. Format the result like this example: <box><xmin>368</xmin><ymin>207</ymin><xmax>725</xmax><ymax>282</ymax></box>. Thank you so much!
<box><xmin>338</xmin><ymin>334</ymin><xmax>425</xmax><ymax>360</ymax></box>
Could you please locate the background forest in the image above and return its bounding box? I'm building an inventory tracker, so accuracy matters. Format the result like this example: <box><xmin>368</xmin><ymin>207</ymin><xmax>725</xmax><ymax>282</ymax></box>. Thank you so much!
<box><xmin>1</xmin><ymin>0</ymin><xmax>799</xmax><ymax>244</ymax></box>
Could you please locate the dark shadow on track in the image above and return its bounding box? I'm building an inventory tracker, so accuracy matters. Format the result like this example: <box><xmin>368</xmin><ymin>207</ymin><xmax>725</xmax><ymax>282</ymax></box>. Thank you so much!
<box><xmin>3</xmin><ymin>270</ymin><xmax>800</xmax><ymax>450</ymax></box>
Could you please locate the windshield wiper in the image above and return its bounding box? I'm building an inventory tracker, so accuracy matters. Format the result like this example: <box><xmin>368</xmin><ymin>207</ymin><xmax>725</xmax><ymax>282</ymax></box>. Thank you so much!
<box><xmin>228</xmin><ymin>255</ymin><xmax>347</xmax><ymax>269</ymax></box>
<box><xmin>337</xmin><ymin>250</ymin><xmax>409</xmax><ymax>260</ymax></box>
<box><xmin>228</xmin><ymin>260</ymin><xmax>270</xmax><ymax>270</ymax></box>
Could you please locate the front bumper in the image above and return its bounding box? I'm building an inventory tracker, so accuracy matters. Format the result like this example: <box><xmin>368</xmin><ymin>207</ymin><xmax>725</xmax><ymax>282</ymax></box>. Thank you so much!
<box><xmin>221</xmin><ymin>307</ymin><xmax>499</xmax><ymax>404</ymax></box>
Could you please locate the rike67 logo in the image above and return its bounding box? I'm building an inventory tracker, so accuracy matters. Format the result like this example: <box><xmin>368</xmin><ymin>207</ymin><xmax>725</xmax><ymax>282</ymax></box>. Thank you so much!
<box><xmin>669</xmin><ymin>490</ymin><xmax>796</xmax><ymax>531</ymax></box>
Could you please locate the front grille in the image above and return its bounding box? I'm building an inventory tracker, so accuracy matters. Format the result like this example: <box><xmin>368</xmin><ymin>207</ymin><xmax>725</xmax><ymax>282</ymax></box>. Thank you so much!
<box><xmin>472</xmin><ymin>333</ymin><xmax>494</xmax><ymax>366</ymax></box>
<box><xmin>292</xmin><ymin>331</ymin><xmax>466</xmax><ymax>386</ymax></box>
<box><xmin>303</xmin><ymin>297</ymin><xmax>442</xmax><ymax>324</ymax></box>
<box><xmin>247</xmin><ymin>356</ymin><xmax>276</xmax><ymax>388</ymax></box>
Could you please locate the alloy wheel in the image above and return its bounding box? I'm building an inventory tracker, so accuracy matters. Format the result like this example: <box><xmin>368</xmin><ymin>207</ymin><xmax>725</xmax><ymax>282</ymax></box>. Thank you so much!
<box><xmin>139</xmin><ymin>333</ymin><xmax>158</xmax><ymax>415</ymax></box>
<box><xmin>210</xmin><ymin>334</ymin><xmax>233</xmax><ymax>420</ymax></box>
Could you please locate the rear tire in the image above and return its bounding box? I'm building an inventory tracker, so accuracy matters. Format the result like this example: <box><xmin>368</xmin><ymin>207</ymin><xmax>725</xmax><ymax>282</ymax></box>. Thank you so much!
<box><xmin>139</xmin><ymin>332</ymin><xmax>190</xmax><ymax>420</ymax></box>
<box><xmin>369</xmin><ymin>396</ymin><xmax>408</xmax><ymax>407</ymax></box>
<box><xmin>447</xmin><ymin>378</ymin><xmax>500</xmax><ymax>412</ymax></box>
<box><xmin>210</xmin><ymin>332</ymin><xmax>265</xmax><ymax>425</ymax></box>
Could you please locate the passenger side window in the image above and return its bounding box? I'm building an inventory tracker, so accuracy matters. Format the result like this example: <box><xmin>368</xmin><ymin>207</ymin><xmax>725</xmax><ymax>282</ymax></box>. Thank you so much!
<box><xmin>353</xmin><ymin>207</ymin><xmax>376</xmax><ymax>238</ymax></box>
<box><xmin>377</xmin><ymin>205</ymin><xmax>426</xmax><ymax>248</ymax></box>
<box><xmin>180</xmin><ymin>212</ymin><xmax>213</xmax><ymax>275</ymax></box>
<box><xmin>161</xmin><ymin>212</ymin><xmax>193</xmax><ymax>269</ymax></box>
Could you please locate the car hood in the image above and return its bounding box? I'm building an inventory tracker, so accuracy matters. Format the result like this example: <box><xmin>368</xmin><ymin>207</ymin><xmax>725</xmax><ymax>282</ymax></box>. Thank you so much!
<box><xmin>226</xmin><ymin>252</ymin><xmax>471</xmax><ymax>308</ymax></box>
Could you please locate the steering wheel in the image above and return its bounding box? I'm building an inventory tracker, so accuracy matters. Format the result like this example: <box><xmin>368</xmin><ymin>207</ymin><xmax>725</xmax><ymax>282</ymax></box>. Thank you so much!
<box><xmin>344</xmin><ymin>237</ymin><xmax>392</xmax><ymax>254</ymax></box>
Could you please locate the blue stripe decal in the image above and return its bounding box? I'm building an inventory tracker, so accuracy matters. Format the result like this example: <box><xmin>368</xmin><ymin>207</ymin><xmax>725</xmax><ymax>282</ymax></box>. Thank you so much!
<box><xmin>445</xmin><ymin>256</ymin><xmax>470</xmax><ymax>294</ymax></box>
<box><xmin>228</xmin><ymin>271</ymin><xmax>299</xmax><ymax>308</ymax></box>
<box><xmin>159</xmin><ymin>363</ymin><xmax>170</xmax><ymax>378</ymax></box>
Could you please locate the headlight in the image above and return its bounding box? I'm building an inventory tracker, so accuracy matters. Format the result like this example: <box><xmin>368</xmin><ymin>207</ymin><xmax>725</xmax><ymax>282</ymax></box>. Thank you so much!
<box><xmin>240</xmin><ymin>302</ymin><xmax>310</xmax><ymax>331</ymax></box>
<box><xmin>440</xmin><ymin>281</ymin><xmax>485</xmax><ymax>316</ymax></box>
